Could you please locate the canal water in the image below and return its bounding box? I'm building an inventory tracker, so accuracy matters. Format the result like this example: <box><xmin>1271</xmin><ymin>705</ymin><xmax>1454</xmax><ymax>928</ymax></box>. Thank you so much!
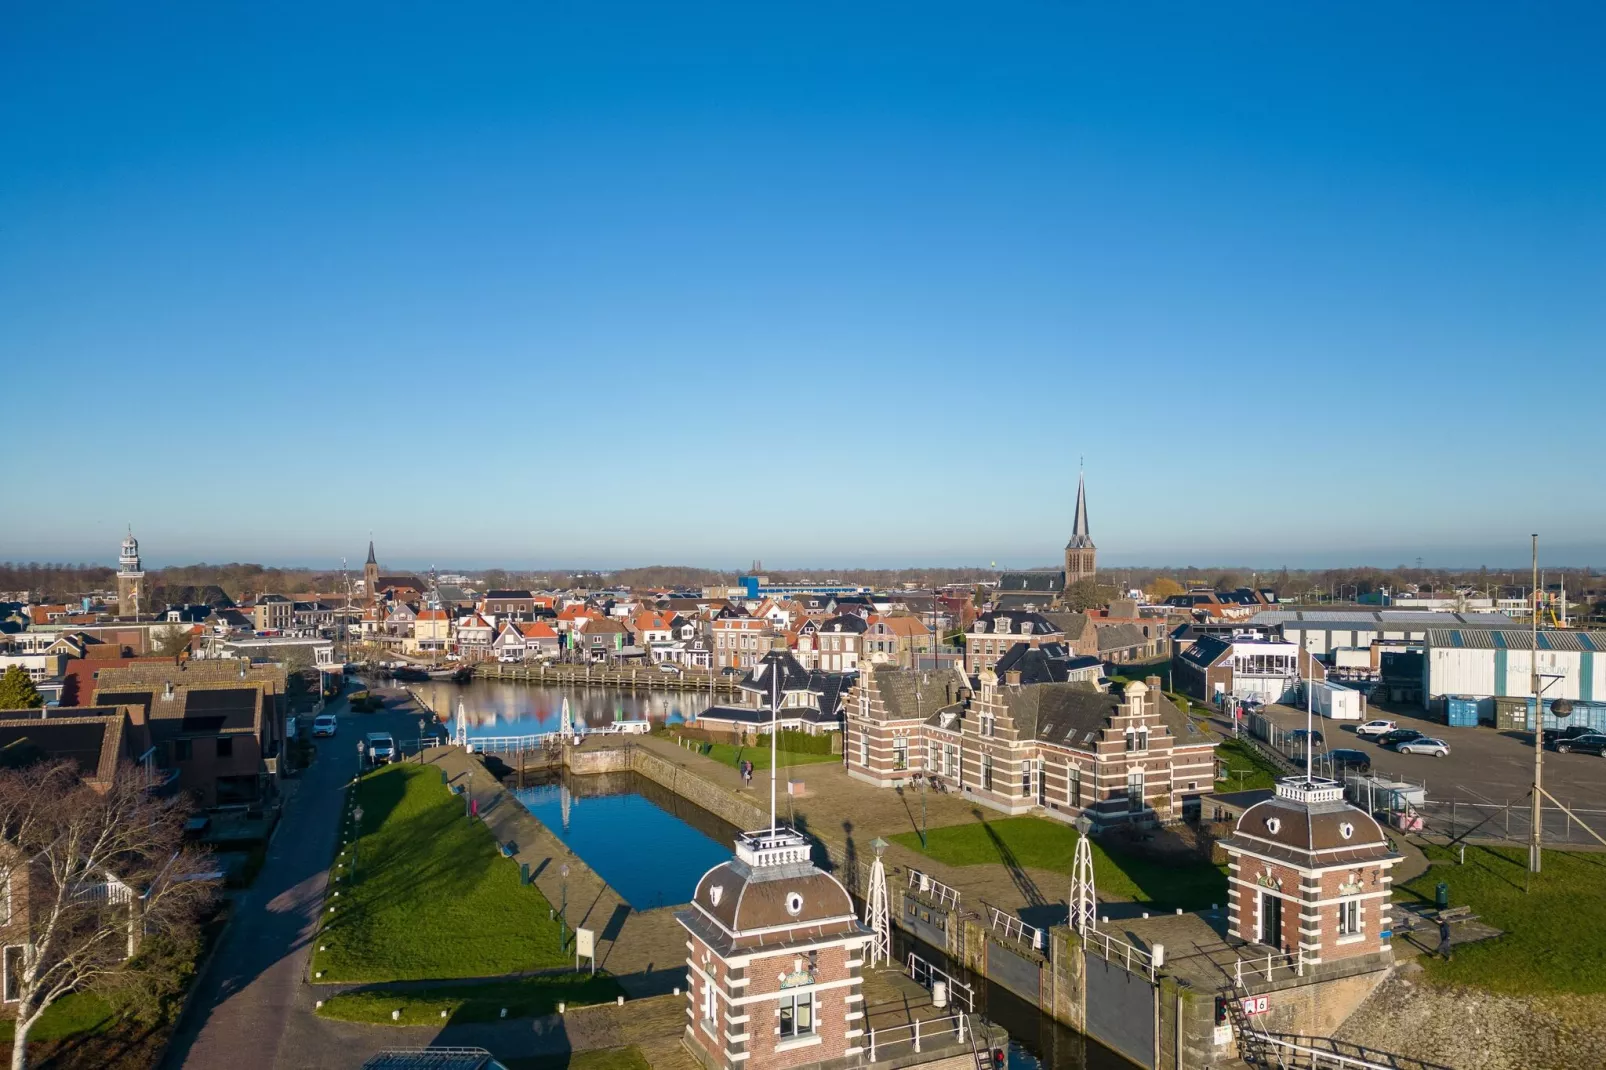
<box><xmin>511</xmin><ymin>771</ymin><xmax>735</xmax><ymax>910</ymax></box>
<box><xmin>416</xmin><ymin>678</ymin><xmax>715</xmax><ymax>738</ymax></box>
<box><xmin>506</xmin><ymin>764</ymin><xmax>1134</xmax><ymax>1069</ymax></box>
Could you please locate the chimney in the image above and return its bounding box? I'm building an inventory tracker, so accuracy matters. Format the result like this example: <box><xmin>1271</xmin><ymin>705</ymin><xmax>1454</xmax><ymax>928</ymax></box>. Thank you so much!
<box><xmin>1004</xmin><ymin>669</ymin><xmax>1022</xmax><ymax>687</ymax></box>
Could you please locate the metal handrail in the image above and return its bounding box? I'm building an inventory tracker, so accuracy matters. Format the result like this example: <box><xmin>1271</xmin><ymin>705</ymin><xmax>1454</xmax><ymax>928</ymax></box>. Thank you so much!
<box><xmin>988</xmin><ymin>906</ymin><xmax>1044</xmax><ymax>951</ymax></box>
<box><xmin>906</xmin><ymin>952</ymin><xmax>975</xmax><ymax>1013</ymax></box>
<box><xmin>1081</xmin><ymin>927</ymin><xmax>1156</xmax><ymax>982</ymax></box>
<box><xmin>907</xmin><ymin>868</ymin><xmax>961</xmax><ymax>910</ymax></box>
<box><xmin>866</xmin><ymin>1012</ymin><xmax>968</xmax><ymax>1062</ymax></box>
<box><xmin>1232</xmin><ymin>947</ymin><xmax>1306</xmax><ymax>986</ymax></box>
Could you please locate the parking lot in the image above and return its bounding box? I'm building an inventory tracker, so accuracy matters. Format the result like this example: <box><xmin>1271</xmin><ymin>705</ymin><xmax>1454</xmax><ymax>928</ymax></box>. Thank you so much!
<box><xmin>1249</xmin><ymin>697</ymin><xmax>1606</xmax><ymax>826</ymax></box>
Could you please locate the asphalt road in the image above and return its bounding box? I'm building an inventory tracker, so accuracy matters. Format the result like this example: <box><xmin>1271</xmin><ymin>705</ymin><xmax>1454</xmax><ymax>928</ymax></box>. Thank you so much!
<box><xmin>164</xmin><ymin>682</ymin><xmax>426</xmax><ymax>1070</ymax></box>
<box><xmin>1255</xmin><ymin>698</ymin><xmax>1606</xmax><ymax>815</ymax></box>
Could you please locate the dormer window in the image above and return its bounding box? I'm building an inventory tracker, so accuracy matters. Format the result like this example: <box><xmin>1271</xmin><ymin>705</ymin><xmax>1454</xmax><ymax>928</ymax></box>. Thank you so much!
<box><xmin>1020</xmin><ymin>621</ymin><xmax>1033</xmax><ymax>636</ymax></box>
<box><xmin>973</xmin><ymin>621</ymin><xmax>987</xmax><ymax>634</ymax></box>
<box><xmin>996</xmin><ymin>618</ymin><xmax>1011</xmax><ymax>635</ymax></box>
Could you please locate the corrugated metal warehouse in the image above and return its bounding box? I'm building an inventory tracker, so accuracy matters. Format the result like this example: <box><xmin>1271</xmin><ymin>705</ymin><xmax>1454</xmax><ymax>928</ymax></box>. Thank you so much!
<box><xmin>1249</xmin><ymin>610</ymin><xmax>1517</xmax><ymax>655</ymax></box>
<box><xmin>1422</xmin><ymin>628</ymin><xmax>1606</xmax><ymax>707</ymax></box>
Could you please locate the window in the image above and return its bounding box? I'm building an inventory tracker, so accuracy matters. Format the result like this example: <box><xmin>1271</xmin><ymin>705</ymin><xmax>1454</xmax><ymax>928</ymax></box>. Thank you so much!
<box><xmin>2</xmin><ymin>946</ymin><xmax>20</xmax><ymax>1003</ymax></box>
<box><xmin>701</xmin><ymin>969</ymin><xmax>718</xmax><ymax>1026</ymax></box>
<box><xmin>779</xmin><ymin>991</ymin><xmax>815</xmax><ymax>1038</ymax></box>
<box><xmin>1021</xmin><ymin>764</ymin><xmax>1031</xmax><ymax>797</ymax></box>
<box><xmin>1127</xmin><ymin>768</ymin><xmax>1145</xmax><ymax>806</ymax></box>
<box><xmin>927</xmin><ymin>741</ymin><xmax>938</xmax><ymax>771</ymax></box>
<box><xmin>1069</xmin><ymin>765</ymin><xmax>1082</xmax><ymax>807</ymax></box>
<box><xmin>980</xmin><ymin>712</ymin><xmax>995</xmax><ymax>737</ymax></box>
<box><xmin>859</xmin><ymin>733</ymin><xmax>869</xmax><ymax>768</ymax></box>
<box><xmin>1338</xmin><ymin>899</ymin><xmax>1361</xmax><ymax>937</ymax></box>
<box><xmin>217</xmin><ymin>737</ymin><xmax>234</xmax><ymax>758</ymax></box>
<box><xmin>1125</xmin><ymin>729</ymin><xmax>1148</xmax><ymax>753</ymax></box>
<box><xmin>944</xmin><ymin>743</ymin><xmax>958</xmax><ymax>778</ymax></box>
<box><xmin>982</xmin><ymin>753</ymin><xmax>994</xmax><ymax>791</ymax></box>
<box><xmin>892</xmin><ymin>736</ymin><xmax>908</xmax><ymax>771</ymax></box>
<box><xmin>174</xmin><ymin>739</ymin><xmax>193</xmax><ymax>761</ymax></box>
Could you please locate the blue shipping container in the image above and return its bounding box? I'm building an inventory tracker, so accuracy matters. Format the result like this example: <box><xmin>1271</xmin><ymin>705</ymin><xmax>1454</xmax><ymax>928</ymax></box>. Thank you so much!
<box><xmin>1445</xmin><ymin>695</ymin><xmax>1481</xmax><ymax>728</ymax></box>
<box><xmin>1525</xmin><ymin>698</ymin><xmax>1606</xmax><ymax>733</ymax></box>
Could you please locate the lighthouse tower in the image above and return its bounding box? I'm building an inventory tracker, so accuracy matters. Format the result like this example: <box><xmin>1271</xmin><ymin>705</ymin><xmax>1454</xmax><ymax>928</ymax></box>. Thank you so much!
<box><xmin>116</xmin><ymin>528</ymin><xmax>146</xmax><ymax>619</ymax></box>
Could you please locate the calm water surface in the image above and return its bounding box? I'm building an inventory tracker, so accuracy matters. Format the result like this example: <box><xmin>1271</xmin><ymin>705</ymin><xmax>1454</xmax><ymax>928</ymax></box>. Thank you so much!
<box><xmin>416</xmin><ymin>679</ymin><xmax>715</xmax><ymax>738</ymax></box>
<box><xmin>512</xmin><ymin>772</ymin><xmax>735</xmax><ymax>909</ymax></box>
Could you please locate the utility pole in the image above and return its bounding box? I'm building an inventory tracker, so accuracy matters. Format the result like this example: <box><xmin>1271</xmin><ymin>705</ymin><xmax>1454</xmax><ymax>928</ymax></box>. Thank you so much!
<box><xmin>1530</xmin><ymin>534</ymin><xmax>1543</xmax><ymax>876</ymax></box>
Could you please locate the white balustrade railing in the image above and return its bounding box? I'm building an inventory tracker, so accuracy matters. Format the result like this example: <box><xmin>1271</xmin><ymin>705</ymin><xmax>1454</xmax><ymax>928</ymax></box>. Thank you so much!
<box><xmin>866</xmin><ymin>1012</ymin><xmax>969</xmax><ymax>1062</ymax></box>
<box><xmin>906</xmin><ymin>868</ymin><xmax>961</xmax><ymax>910</ymax></box>
<box><xmin>988</xmin><ymin>906</ymin><xmax>1044</xmax><ymax>951</ymax></box>
<box><xmin>1082</xmin><ymin>927</ymin><xmax>1156</xmax><ymax>982</ymax></box>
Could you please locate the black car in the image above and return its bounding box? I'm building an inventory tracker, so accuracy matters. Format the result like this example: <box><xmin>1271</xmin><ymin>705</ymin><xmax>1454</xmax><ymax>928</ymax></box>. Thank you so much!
<box><xmin>1326</xmin><ymin>748</ymin><xmax>1372</xmax><ymax>774</ymax></box>
<box><xmin>1288</xmin><ymin>728</ymin><xmax>1325</xmax><ymax>746</ymax></box>
<box><xmin>1544</xmin><ymin>725</ymin><xmax>1598</xmax><ymax>747</ymax></box>
<box><xmin>1554</xmin><ymin>733</ymin><xmax>1606</xmax><ymax>756</ymax></box>
<box><xmin>1377</xmin><ymin>728</ymin><xmax>1425</xmax><ymax>748</ymax></box>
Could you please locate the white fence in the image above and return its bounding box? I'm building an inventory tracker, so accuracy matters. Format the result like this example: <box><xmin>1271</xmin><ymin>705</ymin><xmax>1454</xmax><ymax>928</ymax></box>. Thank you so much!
<box><xmin>988</xmin><ymin>906</ymin><xmax>1044</xmax><ymax>951</ymax></box>
<box><xmin>866</xmin><ymin>1012</ymin><xmax>972</xmax><ymax>1062</ymax></box>
<box><xmin>906</xmin><ymin>868</ymin><xmax>961</xmax><ymax>910</ymax></box>
<box><xmin>1082</xmin><ymin>927</ymin><xmax>1156</xmax><ymax>982</ymax></box>
<box><xmin>906</xmin><ymin>953</ymin><xmax>975</xmax><ymax>1013</ymax></box>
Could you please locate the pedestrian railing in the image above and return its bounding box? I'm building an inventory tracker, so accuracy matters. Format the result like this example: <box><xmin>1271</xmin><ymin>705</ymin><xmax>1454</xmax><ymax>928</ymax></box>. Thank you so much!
<box><xmin>906</xmin><ymin>953</ymin><xmax>975</xmax><ymax>1013</ymax></box>
<box><xmin>1230</xmin><ymin>947</ymin><xmax>1305</xmax><ymax>987</ymax></box>
<box><xmin>987</xmin><ymin>906</ymin><xmax>1044</xmax><ymax>951</ymax></box>
<box><xmin>1082</xmin><ymin>928</ymin><xmax>1156</xmax><ymax>982</ymax></box>
<box><xmin>866</xmin><ymin>1012</ymin><xmax>971</xmax><ymax>1062</ymax></box>
<box><xmin>906</xmin><ymin>868</ymin><xmax>961</xmax><ymax>911</ymax></box>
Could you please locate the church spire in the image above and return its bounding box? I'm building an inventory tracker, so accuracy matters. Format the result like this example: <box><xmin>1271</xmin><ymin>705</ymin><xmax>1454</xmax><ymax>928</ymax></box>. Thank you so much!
<box><xmin>366</xmin><ymin>537</ymin><xmax>377</xmax><ymax>566</ymax></box>
<box><xmin>1064</xmin><ymin>466</ymin><xmax>1096</xmax><ymax>587</ymax></box>
<box><xmin>1072</xmin><ymin>468</ymin><xmax>1090</xmax><ymax>542</ymax></box>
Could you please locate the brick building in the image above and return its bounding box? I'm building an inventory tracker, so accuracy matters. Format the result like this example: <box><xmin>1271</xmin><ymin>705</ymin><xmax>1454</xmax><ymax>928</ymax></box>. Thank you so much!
<box><xmin>962</xmin><ymin>611</ymin><xmax>1064</xmax><ymax>674</ymax></box>
<box><xmin>845</xmin><ymin>670</ymin><xmax>1217</xmax><ymax>829</ymax></box>
<box><xmin>1219</xmin><ymin>777</ymin><xmax>1401</xmax><ymax>966</ymax></box>
<box><xmin>93</xmin><ymin>659</ymin><xmax>288</xmax><ymax>807</ymax></box>
<box><xmin>713</xmin><ymin>618</ymin><xmax>772</xmax><ymax>671</ymax></box>
<box><xmin>677</xmin><ymin>827</ymin><xmax>871</xmax><ymax>1070</ymax></box>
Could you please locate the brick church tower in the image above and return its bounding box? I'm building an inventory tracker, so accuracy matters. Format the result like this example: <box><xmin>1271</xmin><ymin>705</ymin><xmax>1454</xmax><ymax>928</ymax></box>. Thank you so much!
<box><xmin>364</xmin><ymin>538</ymin><xmax>380</xmax><ymax>606</ymax></box>
<box><xmin>116</xmin><ymin>527</ymin><xmax>145</xmax><ymax>619</ymax></box>
<box><xmin>1063</xmin><ymin>469</ymin><xmax>1096</xmax><ymax>585</ymax></box>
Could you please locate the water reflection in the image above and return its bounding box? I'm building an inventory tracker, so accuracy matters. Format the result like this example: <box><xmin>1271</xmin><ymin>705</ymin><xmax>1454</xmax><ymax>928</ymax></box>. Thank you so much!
<box><xmin>414</xmin><ymin>679</ymin><xmax>716</xmax><ymax>737</ymax></box>
<box><xmin>512</xmin><ymin>771</ymin><xmax>736</xmax><ymax>910</ymax></box>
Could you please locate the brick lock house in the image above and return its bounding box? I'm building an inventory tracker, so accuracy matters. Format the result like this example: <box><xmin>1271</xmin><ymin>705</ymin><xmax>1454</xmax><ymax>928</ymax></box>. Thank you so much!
<box><xmin>1219</xmin><ymin>777</ymin><xmax>1400</xmax><ymax>967</ymax></box>
<box><xmin>846</xmin><ymin>667</ymin><xmax>1217</xmax><ymax>829</ymax></box>
<box><xmin>678</xmin><ymin>827</ymin><xmax>871</xmax><ymax>1070</ymax></box>
<box><xmin>962</xmin><ymin>611</ymin><xmax>1064</xmax><ymax>675</ymax></box>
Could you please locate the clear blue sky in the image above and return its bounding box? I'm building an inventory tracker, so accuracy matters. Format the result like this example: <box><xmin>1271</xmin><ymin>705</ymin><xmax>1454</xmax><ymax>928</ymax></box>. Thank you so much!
<box><xmin>3</xmin><ymin>3</ymin><xmax>1603</xmax><ymax>571</ymax></box>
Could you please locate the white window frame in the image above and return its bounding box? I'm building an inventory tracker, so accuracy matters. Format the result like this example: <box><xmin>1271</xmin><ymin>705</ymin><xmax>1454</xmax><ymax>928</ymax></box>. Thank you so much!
<box><xmin>778</xmin><ymin>990</ymin><xmax>816</xmax><ymax>1038</ymax></box>
<box><xmin>1338</xmin><ymin>898</ymin><xmax>1361</xmax><ymax>938</ymax></box>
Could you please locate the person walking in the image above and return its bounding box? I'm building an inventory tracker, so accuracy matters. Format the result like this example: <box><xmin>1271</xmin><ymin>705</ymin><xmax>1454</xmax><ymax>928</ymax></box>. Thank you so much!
<box><xmin>1437</xmin><ymin>916</ymin><xmax>1454</xmax><ymax>961</ymax></box>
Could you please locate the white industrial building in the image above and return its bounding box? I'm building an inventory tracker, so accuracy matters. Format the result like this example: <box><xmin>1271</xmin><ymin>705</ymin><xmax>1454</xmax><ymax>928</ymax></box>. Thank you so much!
<box><xmin>1248</xmin><ymin>610</ymin><xmax>1519</xmax><ymax>657</ymax></box>
<box><xmin>1422</xmin><ymin>628</ymin><xmax>1606</xmax><ymax>707</ymax></box>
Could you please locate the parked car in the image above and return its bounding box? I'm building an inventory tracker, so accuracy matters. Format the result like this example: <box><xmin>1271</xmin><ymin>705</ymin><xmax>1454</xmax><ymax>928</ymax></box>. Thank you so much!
<box><xmin>1544</xmin><ymin>725</ymin><xmax>1598</xmax><ymax>747</ymax></box>
<box><xmin>312</xmin><ymin>713</ymin><xmax>338</xmax><ymax>738</ymax></box>
<box><xmin>1325</xmin><ymin>748</ymin><xmax>1373</xmax><ymax>774</ymax></box>
<box><xmin>658</xmin><ymin>664</ymin><xmax>683</xmax><ymax>675</ymax></box>
<box><xmin>1355</xmin><ymin>719</ymin><xmax>1397</xmax><ymax>740</ymax></box>
<box><xmin>1554</xmin><ymin>733</ymin><xmax>1606</xmax><ymax>756</ymax></box>
<box><xmin>720</xmin><ymin>667</ymin><xmax>741</xmax><ymax>677</ymax></box>
<box><xmin>1396</xmin><ymin>737</ymin><xmax>1450</xmax><ymax>757</ymax></box>
<box><xmin>1377</xmin><ymin>728</ymin><xmax>1425</xmax><ymax>748</ymax></box>
<box><xmin>365</xmin><ymin>732</ymin><xmax>397</xmax><ymax>765</ymax></box>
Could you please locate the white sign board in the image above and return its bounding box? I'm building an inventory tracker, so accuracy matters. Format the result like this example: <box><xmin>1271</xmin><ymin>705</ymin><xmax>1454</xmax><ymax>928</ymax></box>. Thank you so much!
<box><xmin>575</xmin><ymin>928</ymin><xmax>595</xmax><ymax>959</ymax></box>
<box><xmin>1241</xmin><ymin>995</ymin><xmax>1269</xmax><ymax>1016</ymax></box>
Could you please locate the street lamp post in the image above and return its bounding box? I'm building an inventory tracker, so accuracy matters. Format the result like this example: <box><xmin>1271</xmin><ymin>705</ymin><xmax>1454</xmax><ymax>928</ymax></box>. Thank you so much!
<box><xmin>559</xmin><ymin>862</ymin><xmax>570</xmax><ymax>949</ymax></box>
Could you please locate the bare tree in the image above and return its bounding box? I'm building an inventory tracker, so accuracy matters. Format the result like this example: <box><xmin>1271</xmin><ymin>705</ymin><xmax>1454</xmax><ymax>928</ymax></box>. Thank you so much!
<box><xmin>151</xmin><ymin>624</ymin><xmax>194</xmax><ymax>660</ymax></box>
<box><xmin>0</xmin><ymin>762</ymin><xmax>217</xmax><ymax>1070</ymax></box>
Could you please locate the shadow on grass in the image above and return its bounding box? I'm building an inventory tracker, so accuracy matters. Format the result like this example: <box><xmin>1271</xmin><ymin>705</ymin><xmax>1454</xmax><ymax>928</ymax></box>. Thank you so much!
<box><xmin>974</xmin><ymin>808</ymin><xmax>1047</xmax><ymax>908</ymax></box>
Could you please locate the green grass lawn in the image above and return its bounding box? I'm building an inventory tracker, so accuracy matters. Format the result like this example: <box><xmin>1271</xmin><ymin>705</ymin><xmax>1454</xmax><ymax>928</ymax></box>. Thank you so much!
<box><xmin>0</xmin><ymin>991</ymin><xmax>114</xmax><ymax>1045</ymax></box>
<box><xmin>309</xmin><ymin>763</ymin><xmax>570</xmax><ymax>982</ymax></box>
<box><xmin>1396</xmin><ymin>843</ymin><xmax>1606</xmax><ymax>995</ymax></box>
<box><xmin>505</xmin><ymin>1047</ymin><xmax>652</xmax><ymax>1070</ymax></box>
<box><xmin>892</xmin><ymin>815</ymin><xmax>1228</xmax><ymax>909</ymax></box>
<box><xmin>1214</xmin><ymin>739</ymin><xmax>1283</xmax><ymax>792</ymax></box>
<box><xmin>670</xmin><ymin>735</ymin><xmax>840</xmax><ymax>773</ymax></box>
<box><xmin>316</xmin><ymin>974</ymin><xmax>622</xmax><ymax>1025</ymax></box>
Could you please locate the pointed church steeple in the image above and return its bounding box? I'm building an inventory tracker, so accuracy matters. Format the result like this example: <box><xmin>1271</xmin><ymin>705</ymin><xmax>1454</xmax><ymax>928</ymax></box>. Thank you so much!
<box><xmin>1064</xmin><ymin>468</ymin><xmax>1097</xmax><ymax>584</ymax></box>
<box><xmin>366</xmin><ymin>538</ymin><xmax>377</xmax><ymax>566</ymax></box>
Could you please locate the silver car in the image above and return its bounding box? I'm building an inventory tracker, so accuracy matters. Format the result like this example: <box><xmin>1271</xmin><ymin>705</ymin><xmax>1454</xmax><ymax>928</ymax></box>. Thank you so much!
<box><xmin>1396</xmin><ymin>737</ymin><xmax>1449</xmax><ymax>757</ymax></box>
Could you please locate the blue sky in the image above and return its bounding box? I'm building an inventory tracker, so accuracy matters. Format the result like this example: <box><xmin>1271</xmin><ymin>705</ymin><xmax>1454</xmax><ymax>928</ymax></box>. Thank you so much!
<box><xmin>3</xmin><ymin>3</ymin><xmax>1603</xmax><ymax>571</ymax></box>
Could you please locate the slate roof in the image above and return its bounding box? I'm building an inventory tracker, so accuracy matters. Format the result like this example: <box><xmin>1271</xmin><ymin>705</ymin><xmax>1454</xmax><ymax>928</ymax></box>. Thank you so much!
<box><xmin>1178</xmin><ymin>635</ymin><xmax>1233</xmax><ymax>670</ymax></box>
<box><xmin>972</xmin><ymin>610</ymin><xmax>1061</xmax><ymax>636</ymax></box>
<box><xmin>1009</xmin><ymin>683</ymin><xmax>1191</xmax><ymax>750</ymax></box>
<box><xmin>696</xmin><ymin>703</ymin><xmax>841</xmax><ymax>727</ymax></box>
<box><xmin>1096</xmin><ymin>622</ymin><xmax>1149</xmax><ymax>653</ymax></box>
<box><xmin>1043</xmin><ymin>611</ymin><xmax>1093</xmax><ymax>640</ymax></box>
<box><xmin>993</xmin><ymin>643</ymin><xmax>1101</xmax><ymax>685</ymax></box>
<box><xmin>996</xmin><ymin>570</ymin><xmax>1065</xmax><ymax>594</ymax></box>
<box><xmin>485</xmin><ymin>590</ymin><xmax>534</xmax><ymax>599</ymax></box>
<box><xmin>864</xmin><ymin>666</ymin><xmax>968</xmax><ymax>722</ymax></box>
<box><xmin>819</xmin><ymin>614</ymin><xmax>868</xmax><ymax>635</ymax></box>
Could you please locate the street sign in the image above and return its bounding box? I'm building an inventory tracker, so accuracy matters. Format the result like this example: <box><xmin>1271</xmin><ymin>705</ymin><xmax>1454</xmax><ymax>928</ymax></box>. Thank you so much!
<box><xmin>575</xmin><ymin>927</ymin><xmax>596</xmax><ymax>974</ymax></box>
<box><xmin>1241</xmin><ymin>995</ymin><xmax>1269</xmax><ymax>1016</ymax></box>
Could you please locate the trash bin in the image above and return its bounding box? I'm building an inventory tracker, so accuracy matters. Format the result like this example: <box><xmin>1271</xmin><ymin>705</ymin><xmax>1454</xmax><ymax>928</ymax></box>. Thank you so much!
<box><xmin>1435</xmin><ymin>882</ymin><xmax>1449</xmax><ymax>911</ymax></box>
